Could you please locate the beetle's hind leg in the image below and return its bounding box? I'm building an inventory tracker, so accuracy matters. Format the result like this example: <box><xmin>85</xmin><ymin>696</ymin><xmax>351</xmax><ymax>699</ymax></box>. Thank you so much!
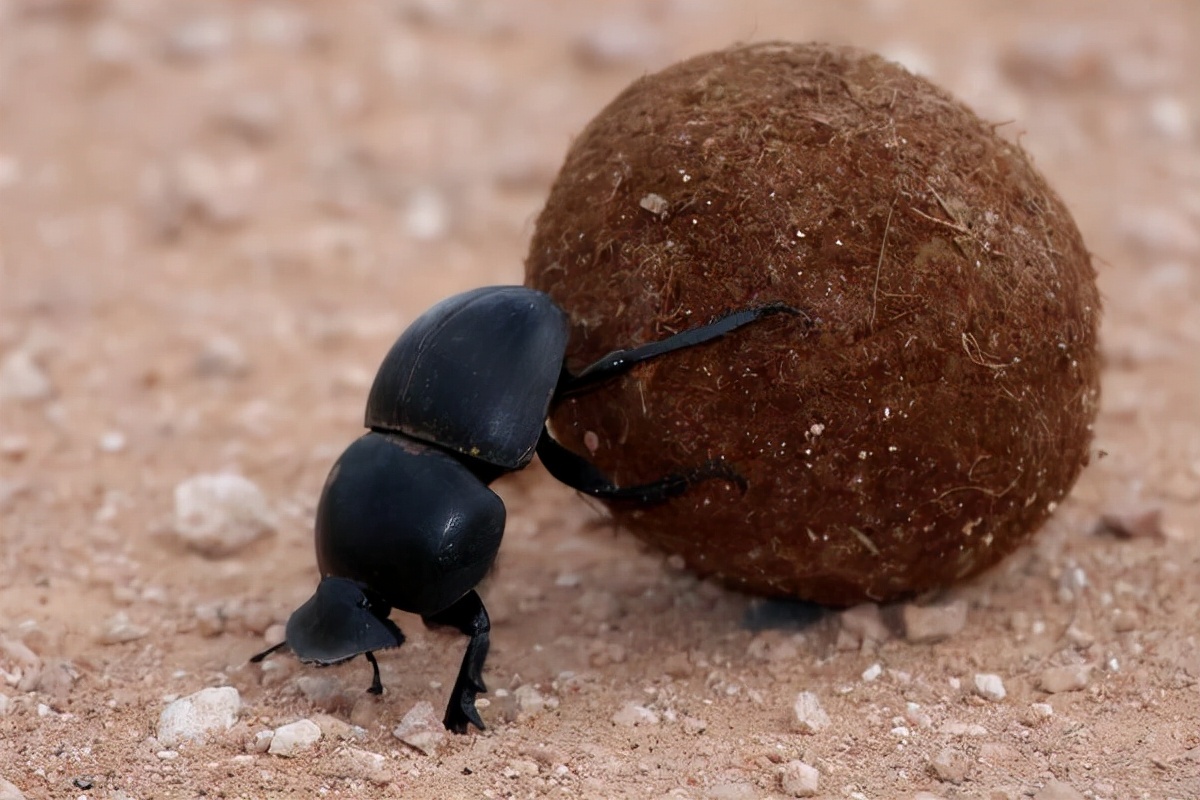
<box><xmin>556</xmin><ymin>302</ymin><xmax>804</xmax><ymax>399</ymax></box>
<box><xmin>537</xmin><ymin>426</ymin><xmax>746</xmax><ymax>504</ymax></box>
<box><xmin>422</xmin><ymin>590</ymin><xmax>490</xmax><ymax>733</ymax></box>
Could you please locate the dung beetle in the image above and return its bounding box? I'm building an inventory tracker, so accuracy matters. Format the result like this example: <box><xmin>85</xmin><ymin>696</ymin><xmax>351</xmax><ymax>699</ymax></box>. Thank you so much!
<box><xmin>253</xmin><ymin>286</ymin><xmax>797</xmax><ymax>732</ymax></box>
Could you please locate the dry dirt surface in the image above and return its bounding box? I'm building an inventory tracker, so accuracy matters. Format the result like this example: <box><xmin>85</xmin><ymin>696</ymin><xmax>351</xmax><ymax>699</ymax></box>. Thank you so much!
<box><xmin>2</xmin><ymin>1</ymin><xmax>1199</xmax><ymax>799</ymax></box>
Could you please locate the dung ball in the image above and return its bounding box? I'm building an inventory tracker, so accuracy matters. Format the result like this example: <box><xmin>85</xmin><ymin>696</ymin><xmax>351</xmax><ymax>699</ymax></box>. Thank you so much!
<box><xmin>525</xmin><ymin>42</ymin><xmax>1100</xmax><ymax>605</ymax></box>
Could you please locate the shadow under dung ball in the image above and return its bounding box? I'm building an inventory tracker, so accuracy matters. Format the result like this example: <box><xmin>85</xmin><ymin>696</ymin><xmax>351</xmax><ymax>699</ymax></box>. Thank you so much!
<box><xmin>525</xmin><ymin>42</ymin><xmax>1100</xmax><ymax>605</ymax></box>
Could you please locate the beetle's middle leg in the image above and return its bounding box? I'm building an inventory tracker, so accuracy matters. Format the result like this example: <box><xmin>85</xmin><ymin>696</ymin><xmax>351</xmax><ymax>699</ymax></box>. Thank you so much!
<box><xmin>536</xmin><ymin>426</ymin><xmax>745</xmax><ymax>504</ymax></box>
<box><xmin>422</xmin><ymin>590</ymin><xmax>490</xmax><ymax>733</ymax></box>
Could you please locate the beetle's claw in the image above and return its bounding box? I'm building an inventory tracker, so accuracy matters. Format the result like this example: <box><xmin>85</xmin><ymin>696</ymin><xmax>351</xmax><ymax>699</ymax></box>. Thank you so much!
<box><xmin>443</xmin><ymin>690</ymin><xmax>485</xmax><ymax>733</ymax></box>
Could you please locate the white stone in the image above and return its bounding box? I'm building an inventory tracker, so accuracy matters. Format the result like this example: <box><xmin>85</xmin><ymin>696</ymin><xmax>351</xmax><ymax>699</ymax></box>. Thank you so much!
<box><xmin>0</xmin><ymin>351</ymin><xmax>51</xmax><ymax>401</ymax></box>
<box><xmin>268</xmin><ymin>719</ymin><xmax>322</xmax><ymax>757</ymax></box>
<box><xmin>1039</xmin><ymin>664</ymin><xmax>1092</xmax><ymax>694</ymax></box>
<box><xmin>393</xmin><ymin>701</ymin><xmax>446</xmax><ymax>756</ymax></box>
<box><xmin>791</xmin><ymin>691</ymin><xmax>830</xmax><ymax>734</ymax></box>
<box><xmin>903</xmin><ymin>600</ymin><xmax>968</xmax><ymax>642</ymax></box>
<box><xmin>173</xmin><ymin>473</ymin><xmax>276</xmax><ymax>557</ymax></box>
<box><xmin>974</xmin><ymin>673</ymin><xmax>1006</xmax><ymax>702</ymax></box>
<box><xmin>611</xmin><ymin>701</ymin><xmax>659</xmax><ymax>727</ymax></box>
<box><xmin>779</xmin><ymin>760</ymin><xmax>819</xmax><ymax>797</ymax></box>
<box><xmin>0</xmin><ymin>776</ymin><xmax>25</xmax><ymax>800</ymax></box>
<box><xmin>861</xmin><ymin>663</ymin><xmax>882</xmax><ymax>682</ymax></box>
<box><xmin>157</xmin><ymin>686</ymin><xmax>241</xmax><ymax>746</ymax></box>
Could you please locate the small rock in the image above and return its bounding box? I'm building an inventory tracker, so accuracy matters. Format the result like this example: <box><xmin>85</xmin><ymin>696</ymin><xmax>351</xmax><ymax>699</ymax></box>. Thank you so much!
<box><xmin>164</xmin><ymin>17</ymin><xmax>233</xmax><ymax>61</ymax></box>
<box><xmin>779</xmin><ymin>760</ymin><xmax>819</xmax><ymax>797</ymax></box>
<box><xmin>905</xmin><ymin>702</ymin><xmax>932</xmax><ymax>729</ymax></box>
<box><xmin>571</xmin><ymin>18</ymin><xmax>661</xmax><ymax>68</ymax></box>
<box><xmin>98</xmin><ymin>612</ymin><xmax>149</xmax><ymax>645</ymax></box>
<box><xmin>402</xmin><ymin>187</ymin><xmax>450</xmax><ymax>242</ymax></box>
<box><xmin>861</xmin><ymin>663</ymin><xmax>882</xmax><ymax>682</ymax></box>
<box><xmin>513</xmin><ymin>684</ymin><xmax>546</xmax><ymax>719</ymax></box>
<box><xmin>195</xmin><ymin>335</ymin><xmax>249</xmax><ymax>378</ymax></box>
<box><xmin>840</xmin><ymin>603</ymin><xmax>891</xmax><ymax>644</ymax></box>
<box><xmin>0</xmin><ymin>776</ymin><xmax>26</xmax><ymax>800</ymax></box>
<box><xmin>974</xmin><ymin>673</ymin><xmax>1006</xmax><ymax>702</ymax></box>
<box><xmin>903</xmin><ymin>600</ymin><xmax>967</xmax><ymax>642</ymax></box>
<box><xmin>682</xmin><ymin>715</ymin><xmax>707</xmax><ymax>735</ymax></box>
<box><xmin>157</xmin><ymin>686</ymin><xmax>241</xmax><ymax>746</ymax></box>
<box><xmin>393</xmin><ymin>701</ymin><xmax>445</xmax><ymax>756</ymax></box>
<box><xmin>0</xmin><ymin>350</ymin><xmax>52</xmax><ymax>401</ymax></box>
<box><xmin>249</xmin><ymin>730</ymin><xmax>273</xmax><ymax>753</ymax></box>
<box><xmin>220</xmin><ymin>92</ymin><xmax>283</xmax><ymax>144</ymax></box>
<box><xmin>268</xmin><ymin>719</ymin><xmax>322</xmax><ymax>757</ymax></box>
<box><xmin>939</xmin><ymin>720</ymin><xmax>989</xmax><ymax>737</ymax></box>
<box><xmin>296</xmin><ymin>676</ymin><xmax>346</xmax><ymax>710</ymax></box>
<box><xmin>1039</xmin><ymin>664</ymin><xmax>1092</xmax><ymax>694</ymax></box>
<box><xmin>1094</xmin><ymin>509</ymin><xmax>1164</xmax><ymax>540</ymax></box>
<box><xmin>1033</xmin><ymin>780</ymin><xmax>1086</xmax><ymax>800</ymax></box>
<box><xmin>310</xmin><ymin>713</ymin><xmax>363</xmax><ymax>741</ymax></box>
<box><xmin>173</xmin><ymin>473</ymin><xmax>276</xmax><ymax>557</ymax></box>
<box><xmin>325</xmin><ymin>746</ymin><xmax>391</xmax><ymax>785</ymax></box>
<box><xmin>706</xmin><ymin>782</ymin><xmax>758</xmax><ymax>800</ymax></box>
<box><xmin>791</xmin><ymin>691</ymin><xmax>830</xmax><ymax>734</ymax></box>
<box><xmin>930</xmin><ymin>747</ymin><xmax>970</xmax><ymax>784</ymax></box>
<box><xmin>1029</xmin><ymin>702</ymin><xmax>1054</xmax><ymax>720</ymax></box>
<box><xmin>611</xmin><ymin>701</ymin><xmax>659</xmax><ymax>727</ymax></box>
<box><xmin>98</xmin><ymin>431</ymin><xmax>127</xmax><ymax>453</ymax></box>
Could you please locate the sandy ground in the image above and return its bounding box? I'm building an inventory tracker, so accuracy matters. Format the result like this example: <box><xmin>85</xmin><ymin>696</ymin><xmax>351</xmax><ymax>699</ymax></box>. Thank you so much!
<box><xmin>1</xmin><ymin>1</ymin><xmax>1199</xmax><ymax>798</ymax></box>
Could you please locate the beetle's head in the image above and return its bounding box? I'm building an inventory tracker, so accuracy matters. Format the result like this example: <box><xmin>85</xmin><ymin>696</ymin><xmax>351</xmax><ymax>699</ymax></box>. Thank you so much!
<box><xmin>277</xmin><ymin>576</ymin><xmax>404</xmax><ymax>666</ymax></box>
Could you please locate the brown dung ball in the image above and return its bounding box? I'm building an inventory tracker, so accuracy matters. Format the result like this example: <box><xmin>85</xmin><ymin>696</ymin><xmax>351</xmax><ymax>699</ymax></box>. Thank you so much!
<box><xmin>525</xmin><ymin>42</ymin><xmax>1100</xmax><ymax>605</ymax></box>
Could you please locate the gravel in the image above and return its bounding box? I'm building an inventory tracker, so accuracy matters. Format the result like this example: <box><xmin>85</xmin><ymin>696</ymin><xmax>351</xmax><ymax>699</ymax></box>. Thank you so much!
<box><xmin>611</xmin><ymin>701</ymin><xmax>659</xmax><ymax>727</ymax></box>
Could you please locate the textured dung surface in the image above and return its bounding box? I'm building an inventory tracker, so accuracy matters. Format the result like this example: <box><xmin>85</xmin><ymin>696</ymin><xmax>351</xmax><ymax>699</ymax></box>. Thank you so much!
<box><xmin>527</xmin><ymin>42</ymin><xmax>1101</xmax><ymax>603</ymax></box>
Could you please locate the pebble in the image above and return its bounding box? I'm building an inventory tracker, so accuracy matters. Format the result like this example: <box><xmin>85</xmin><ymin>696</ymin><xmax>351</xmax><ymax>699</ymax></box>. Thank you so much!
<box><xmin>706</xmin><ymin>782</ymin><xmax>758</xmax><ymax>800</ymax></box>
<box><xmin>1039</xmin><ymin>664</ymin><xmax>1092</xmax><ymax>694</ymax></box>
<box><xmin>513</xmin><ymin>683</ymin><xmax>547</xmax><ymax>719</ymax></box>
<box><xmin>157</xmin><ymin>686</ymin><xmax>241</xmax><ymax>747</ymax></box>
<box><xmin>1033</xmin><ymin>780</ymin><xmax>1086</xmax><ymax>800</ymax></box>
<box><xmin>611</xmin><ymin>701</ymin><xmax>659</xmax><ymax>727</ymax></box>
<box><xmin>164</xmin><ymin>17</ymin><xmax>233</xmax><ymax>62</ymax></box>
<box><xmin>325</xmin><ymin>746</ymin><xmax>391</xmax><ymax>785</ymax></box>
<box><xmin>930</xmin><ymin>747</ymin><xmax>970</xmax><ymax>783</ymax></box>
<box><xmin>571</xmin><ymin>18</ymin><xmax>661</xmax><ymax>68</ymax></box>
<box><xmin>861</xmin><ymin>663</ymin><xmax>883</xmax><ymax>682</ymax></box>
<box><xmin>1094</xmin><ymin>509</ymin><xmax>1164</xmax><ymax>540</ymax></box>
<box><xmin>902</xmin><ymin>600</ymin><xmax>968</xmax><ymax>642</ymax></box>
<box><xmin>0</xmin><ymin>777</ymin><xmax>23</xmax><ymax>800</ymax></box>
<box><xmin>194</xmin><ymin>335</ymin><xmax>250</xmax><ymax>378</ymax></box>
<box><xmin>173</xmin><ymin>473</ymin><xmax>276</xmax><ymax>557</ymax></box>
<box><xmin>0</xmin><ymin>350</ymin><xmax>52</xmax><ymax>401</ymax></box>
<box><xmin>249</xmin><ymin>730</ymin><xmax>273</xmax><ymax>753</ymax></box>
<box><xmin>791</xmin><ymin>691</ymin><xmax>831</xmax><ymax>734</ymax></box>
<box><xmin>974</xmin><ymin>673</ymin><xmax>1007</xmax><ymax>702</ymax></box>
<box><xmin>268</xmin><ymin>719</ymin><xmax>322</xmax><ymax>757</ymax></box>
<box><xmin>779</xmin><ymin>760</ymin><xmax>820</xmax><ymax>797</ymax></box>
<box><xmin>98</xmin><ymin>612</ymin><xmax>149</xmax><ymax>645</ymax></box>
<box><xmin>392</xmin><ymin>701</ymin><xmax>446</xmax><ymax>756</ymax></box>
<box><xmin>939</xmin><ymin>721</ymin><xmax>989</xmax><ymax>737</ymax></box>
<box><xmin>839</xmin><ymin>603</ymin><xmax>891</xmax><ymax>644</ymax></box>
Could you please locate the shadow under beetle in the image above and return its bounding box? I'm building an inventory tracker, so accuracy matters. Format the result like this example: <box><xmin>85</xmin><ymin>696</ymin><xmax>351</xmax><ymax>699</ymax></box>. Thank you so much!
<box><xmin>253</xmin><ymin>286</ymin><xmax>797</xmax><ymax>732</ymax></box>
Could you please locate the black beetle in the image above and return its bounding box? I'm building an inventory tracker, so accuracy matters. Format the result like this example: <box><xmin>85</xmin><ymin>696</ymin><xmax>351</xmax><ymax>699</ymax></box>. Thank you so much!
<box><xmin>253</xmin><ymin>286</ymin><xmax>796</xmax><ymax>732</ymax></box>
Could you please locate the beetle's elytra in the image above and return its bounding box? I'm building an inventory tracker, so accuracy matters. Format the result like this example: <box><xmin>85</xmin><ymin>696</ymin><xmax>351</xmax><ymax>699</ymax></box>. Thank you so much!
<box><xmin>253</xmin><ymin>286</ymin><xmax>798</xmax><ymax>732</ymax></box>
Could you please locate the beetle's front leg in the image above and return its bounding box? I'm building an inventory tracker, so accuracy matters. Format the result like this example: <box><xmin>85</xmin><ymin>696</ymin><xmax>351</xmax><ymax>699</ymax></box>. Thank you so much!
<box><xmin>423</xmin><ymin>590</ymin><xmax>490</xmax><ymax>733</ymax></box>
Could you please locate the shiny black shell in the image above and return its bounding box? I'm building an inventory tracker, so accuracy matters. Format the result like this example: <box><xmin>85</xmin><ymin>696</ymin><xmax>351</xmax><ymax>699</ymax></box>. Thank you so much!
<box><xmin>315</xmin><ymin>432</ymin><xmax>506</xmax><ymax>615</ymax></box>
<box><xmin>365</xmin><ymin>286</ymin><xmax>569</xmax><ymax>469</ymax></box>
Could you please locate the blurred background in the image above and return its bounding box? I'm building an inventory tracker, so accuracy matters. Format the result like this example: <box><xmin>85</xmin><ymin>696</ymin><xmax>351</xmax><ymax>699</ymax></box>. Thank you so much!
<box><xmin>1</xmin><ymin>1</ymin><xmax>1198</xmax><ymax>797</ymax></box>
